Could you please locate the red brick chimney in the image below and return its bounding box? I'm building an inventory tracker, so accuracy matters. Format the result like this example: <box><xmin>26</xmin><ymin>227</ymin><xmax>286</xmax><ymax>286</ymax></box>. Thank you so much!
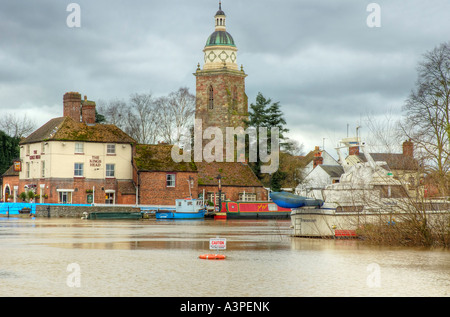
<box><xmin>349</xmin><ymin>146</ymin><xmax>359</xmax><ymax>155</ymax></box>
<box><xmin>63</xmin><ymin>92</ymin><xmax>82</xmax><ymax>122</ymax></box>
<box><xmin>313</xmin><ymin>146</ymin><xmax>323</xmax><ymax>168</ymax></box>
<box><xmin>81</xmin><ymin>95</ymin><xmax>96</xmax><ymax>124</ymax></box>
<box><xmin>402</xmin><ymin>139</ymin><xmax>414</xmax><ymax>157</ymax></box>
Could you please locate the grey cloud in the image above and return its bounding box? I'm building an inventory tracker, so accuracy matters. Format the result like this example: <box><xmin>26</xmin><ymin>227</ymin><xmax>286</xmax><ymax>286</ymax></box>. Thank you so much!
<box><xmin>0</xmin><ymin>0</ymin><xmax>449</xmax><ymax>153</ymax></box>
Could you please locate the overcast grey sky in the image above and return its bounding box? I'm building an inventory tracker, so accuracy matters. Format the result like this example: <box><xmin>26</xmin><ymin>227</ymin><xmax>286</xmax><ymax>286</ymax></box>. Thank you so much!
<box><xmin>1</xmin><ymin>0</ymin><xmax>449</xmax><ymax>155</ymax></box>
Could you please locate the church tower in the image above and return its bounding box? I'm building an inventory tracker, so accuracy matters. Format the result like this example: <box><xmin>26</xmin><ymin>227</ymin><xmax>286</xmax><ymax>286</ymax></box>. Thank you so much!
<box><xmin>194</xmin><ymin>1</ymin><xmax>248</xmax><ymax>135</ymax></box>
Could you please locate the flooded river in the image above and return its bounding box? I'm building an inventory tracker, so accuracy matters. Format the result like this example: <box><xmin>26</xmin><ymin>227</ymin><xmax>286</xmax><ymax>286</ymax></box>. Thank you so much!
<box><xmin>0</xmin><ymin>217</ymin><xmax>449</xmax><ymax>297</ymax></box>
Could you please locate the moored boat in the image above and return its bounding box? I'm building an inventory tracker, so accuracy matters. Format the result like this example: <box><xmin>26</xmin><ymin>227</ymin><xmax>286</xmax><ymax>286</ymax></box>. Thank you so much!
<box><xmin>87</xmin><ymin>212</ymin><xmax>142</xmax><ymax>220</ymax></box>
<box><xmin>270</xmin><ymin>191</ymin><xmax>323</xmax><ymax>209</ymax></box>
<box><xmin>156</xmin><ymin>198</ymin><xmax>206</xmax><ymax>219</ymax></box>
<box><xmin>220</xmin><ymin>200</ymin><xmax>292</xmax><ymax>219</ymax></box>
<box><xmin>290</xmin><ymin>137</ymin><xmax>413</xmax><ymax>237</ymax></box>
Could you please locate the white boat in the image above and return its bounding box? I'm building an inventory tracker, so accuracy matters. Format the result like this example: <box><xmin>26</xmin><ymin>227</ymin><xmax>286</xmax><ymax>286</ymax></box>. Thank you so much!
<box><xmin>291</xmin><ymin>137</ymin><xmax>411</xmax><ymax>237</ymax></box>
<box><xmin>155</xmin><ymin>198</ymin><xmax>206</xmax><ymax>219</ymax></box>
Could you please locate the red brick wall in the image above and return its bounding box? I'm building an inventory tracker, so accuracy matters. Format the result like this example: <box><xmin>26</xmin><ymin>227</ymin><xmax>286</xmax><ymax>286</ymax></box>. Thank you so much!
<box><xmin>63</xmin><ymin>92</ymin><xmax>82</xmax><ymax>122</ymax></box>
<box><xmin>17</xmin><ymin>177</ymin><xmax>135</xmax><ymax>204</ymax></box>
<box><xmin>2</xmin><ymin>175</ymin><xmax>19</xmax><ymax>202</ymax></box>
<box><xmin>138</xmin><ymin>171</ymin><xmax>198</xmax><ymax>205</ymax></box>
<box><xmin>81</xmin><ymin>103</ymin><xmax>96</xmax><ymax>124</ymax></box>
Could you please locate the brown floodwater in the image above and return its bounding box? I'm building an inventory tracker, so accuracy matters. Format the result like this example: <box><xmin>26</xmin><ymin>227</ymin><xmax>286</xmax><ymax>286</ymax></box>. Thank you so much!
<box><xmin>0</xmin><ymin>217</ymin><xmax>449</xmax><ymax>297</ymax></box>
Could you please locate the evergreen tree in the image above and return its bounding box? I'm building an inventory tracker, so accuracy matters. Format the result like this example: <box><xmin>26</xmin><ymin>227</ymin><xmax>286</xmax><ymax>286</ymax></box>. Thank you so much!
<box><xmin>0</xmin><ymin>130</ymin><xmax>20</xmax><ymax>175</ymax></box>
<box><xmin>244</xmin><ymin>92</ymin><xmax>289</xmax><ymax>188</ymax></box>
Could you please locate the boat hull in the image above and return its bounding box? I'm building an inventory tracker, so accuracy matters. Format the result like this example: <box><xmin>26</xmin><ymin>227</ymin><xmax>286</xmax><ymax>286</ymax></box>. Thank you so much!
<box><xmin>223</xmin><ymin>201</ymin><xmax>291</xmax><ymax>219</ymax></box>
<box><xmin>156</xmin><ymin>211</ymin><xmax>206</xmax><ymax>219</ymax></box>
<box><xmin>270</xmin><ymin>192</ymin><xmax>323</xmax><ymax>209</ymax></box>
<box><xmin>87</xmin><ymin>212</ymin><xmax>142</xmax><ymax>220</ymax></box>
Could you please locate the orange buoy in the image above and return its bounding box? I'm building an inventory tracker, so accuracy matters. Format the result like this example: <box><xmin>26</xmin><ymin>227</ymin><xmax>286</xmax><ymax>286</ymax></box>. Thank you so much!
<box><xmin>199</xmin><ymin>254</ymin><xmax>226</xmax><ymax>260</ymax></box>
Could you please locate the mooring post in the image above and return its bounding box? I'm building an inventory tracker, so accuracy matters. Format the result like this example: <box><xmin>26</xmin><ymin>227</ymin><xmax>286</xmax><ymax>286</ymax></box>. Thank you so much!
<box><xmin>47</xmin><ymin>206</ymin><xmax>50</xmax><ymax>218</ymax></box>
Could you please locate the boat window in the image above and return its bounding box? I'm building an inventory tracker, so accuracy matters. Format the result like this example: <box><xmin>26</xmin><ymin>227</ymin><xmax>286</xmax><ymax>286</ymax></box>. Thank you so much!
<box><xmin>336</xmin><ymin>206</ymin><xmax>364</xmax><ymax>213</ymax></box>
<box><xmin>374</xmin><ymin>185</ymin><xmax>409</xmax><ymax>198</ymax></box>
<box><xmin>178</xmin><ymin>202</ymin><xmax>182</xmax><ymax>207</ymax></box>
<box><xmin>187</xmin><ymin>202</ymin><xmax>193</xmax><ymax>206</ymax></box>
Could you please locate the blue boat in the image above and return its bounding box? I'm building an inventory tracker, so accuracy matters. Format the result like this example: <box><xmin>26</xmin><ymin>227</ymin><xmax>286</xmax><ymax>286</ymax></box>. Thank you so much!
<box><xmin>270</xmin><ymin>192</ymin><xmax>323</xmax><ymax>209</ymax></box>
<box><xmin>155</xmin><ymin>198</ymin><xmax>206</xmax><ymax>219</ymax></box>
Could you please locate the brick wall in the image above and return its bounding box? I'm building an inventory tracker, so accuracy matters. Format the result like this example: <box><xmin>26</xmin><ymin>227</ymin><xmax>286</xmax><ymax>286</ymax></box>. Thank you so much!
<box><xmin>199</xmin><ymin>185</ymin><xmax>268</xmax><ymax>202</ymax></box>
<box><xmin>81</xmin><ymin>102</ymin><xmax>96</xmax><ymax>124</ymax></box>
<box><xmin>138</xmin><ymin>171</ymin><xmax>198</xmax><ymax>205</ymax></box>
<box><xmin>195</xmin><ymin>70</ymin><xmax>248</xmax><ymax>138</ymax></box>
<box><xmin>18</xmin><ymin>177</ymin><xmax>135</xmax><ymax>205</ymax></box>
<box><xmin>2</xmin><ymin>175</ymin><xmax>19</xmax><ymax>202</ymax></box>
<box><xmin>63</xmin><ymin>92</ymin><xmax>82</xmax><ymax>122</ymax></box>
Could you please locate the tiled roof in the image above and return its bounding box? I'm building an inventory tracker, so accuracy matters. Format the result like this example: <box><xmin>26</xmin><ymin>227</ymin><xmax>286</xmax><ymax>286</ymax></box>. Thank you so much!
<box><xmin>2</xmin><ymin>164</ymin><xmax>19</xmax><ymax>177</ymax></box>
<box><xmin>117</xmin><ymin>180</ymin><xmax>136</xmax><ymax>195</ymax></box>
<box><xmin>20</xmin><ymin>116</ymin><xmax>136</xmax><ymax>145</ymax></box>
<box><xmin>356</xmin><ymin>153</ymin><xmax>419</xmax><ymax>171</ymax></box>
<box><xmin>134</xmin><ymin>144</ymin><xmax>197</xmax><ymax>172</ymax></box>
<box><xmin>320</xmin><ymin>165</ymin><xmax>344</xmax><ymax>178</ymax></box>
<box><xmin>196</xmin><ymin>161</ymin><xmax>263</xmax><ymax>187</ymax></box>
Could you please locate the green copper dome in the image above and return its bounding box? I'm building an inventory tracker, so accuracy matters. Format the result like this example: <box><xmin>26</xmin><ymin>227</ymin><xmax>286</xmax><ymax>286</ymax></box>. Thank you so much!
<box><xmin>205</xmin><ymin>30</ymin><xmax>236</xmax><ymax>47</ymax></box>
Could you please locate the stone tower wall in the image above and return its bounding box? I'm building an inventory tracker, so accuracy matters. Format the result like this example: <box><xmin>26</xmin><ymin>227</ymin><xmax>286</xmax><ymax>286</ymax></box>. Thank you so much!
<box><xmin>195</xmin><ymin>69</ymin><xmax>248</xmax><ymax>134</ymax></box>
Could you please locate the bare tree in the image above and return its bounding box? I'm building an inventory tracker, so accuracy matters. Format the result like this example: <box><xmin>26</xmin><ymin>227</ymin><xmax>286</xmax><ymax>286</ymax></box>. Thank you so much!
<box><xmin>96</xmin><ymin>98</ymin><xmax>128</xmax><ymax>131</ymax></box>
<box><xmin>364</xmin><ymin>108</ymin><xmax>403</xmax><ymax>154</ymax></box>
<box><xmin>400</xmin><ymin>42</ymin><xmax>450</xmax><ymax>196</ymax></box>
<box><xmin>0</xmin><ymin>113</ymin><xmax>36</xmax><ymax>138</ymax></box>
<box><xmin>158</xmin><ymin>87</ymin><xmax>195</xmax><ymax>145</ymax></box>
<box><xmin>282</xmin><ymin>138</ymin><xmax>304</xmax><ymax>156</ymax></box>
<box><xmin>126</xmin><ymin>93</ymin><xmax>162</xmax><ymax>144</ymax></box>
<box><xmin>96</xmin><ymin>87</ymin><xmax>195</xmax><ymax>145</ymax></box>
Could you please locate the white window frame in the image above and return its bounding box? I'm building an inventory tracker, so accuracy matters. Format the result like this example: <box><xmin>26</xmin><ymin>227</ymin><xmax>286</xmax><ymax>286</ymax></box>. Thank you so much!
<box><xmin>75</xmin><ymin>142</ymin><xmax>84</xmax><ymax>154</ymax></box>
<box><xmin>57</xmin><ymin>189</ymin><xmax>74</xmax><ymax>204</ymax></box>
<box><xmin>239</xmin><ymin>192</ymin><xmax>257</xmax><ymax>202</ymax></box>
<box><xmin>105</xmin><ymin>190</ymin><xmax>115</xmax><ymax>204</ymax></box>
<box><xmin>166</xmin><ymin>174</ymin><xmax>176</xmax><ymax>187</ymax></box>
<box><xmin>207</xmin><ymin>192</ymin><xmax>226</xmax><ymax>204</ymax></box>
<box><xmin>106</xmin><ymin>164</ymin><xmax>115</xmax><ymax>178</ymax></box>
<box><xmin>107</xmin><ymin>144</ymin><xmax>116</xmax><ymax>155</ymax></box>
<box><xmin>41</xmin><ymin>161</ymin><xmax>45</xmax><ymax>178</ymax></box>
<box><xmin>74</xmin><ymin>163</ymin><xmax>84</xmax><ymax>177</ymax></box>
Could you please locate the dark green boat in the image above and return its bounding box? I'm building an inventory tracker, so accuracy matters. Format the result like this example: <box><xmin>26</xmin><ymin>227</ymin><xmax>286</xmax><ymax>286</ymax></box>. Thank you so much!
<box><xmin>87</xmin><ymin>212</ymin><xmax>142</xmax><ymax>220</ymax></box>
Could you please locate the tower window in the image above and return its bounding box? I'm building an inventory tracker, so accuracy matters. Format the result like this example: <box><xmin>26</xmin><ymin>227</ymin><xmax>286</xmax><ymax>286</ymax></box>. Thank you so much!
<box><xmin>208</xmin><ymin>86</ymin><xmax>214</xmax><ymax>109</ymax></box>
<box><xmin>233</xmin><ymin>85</ymin><xmax>238</xmax><ymax>108</ymax></box>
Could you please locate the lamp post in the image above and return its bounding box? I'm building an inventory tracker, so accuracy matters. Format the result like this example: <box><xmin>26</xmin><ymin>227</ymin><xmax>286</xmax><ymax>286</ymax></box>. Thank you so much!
<box><xmin>216</xmin><ymin>174</ymin><xmax>222</xmax><ymax>213</ymax></box>
<box><xmin>188</xmin><ymin>176</ymin><xmax>194</xmax><ymax>199</ymax></box>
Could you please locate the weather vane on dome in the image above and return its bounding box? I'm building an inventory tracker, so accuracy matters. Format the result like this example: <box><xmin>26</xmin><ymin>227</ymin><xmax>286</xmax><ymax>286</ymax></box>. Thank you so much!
<box><xmin>219</xmin><ymin>1</ymin><xmax>222</xmax><ymax>10</ymax></box>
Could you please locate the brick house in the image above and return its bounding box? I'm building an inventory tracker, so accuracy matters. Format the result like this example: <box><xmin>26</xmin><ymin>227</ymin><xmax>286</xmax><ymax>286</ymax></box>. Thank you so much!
<box><xmin>16</xmin><ymin>92</ymin><xmax>137</xmax><ymax>205</ymax></box>
<box><xmin>134</xmin><ymin>144</ymin><xmax>198</xmax><ymax>206</ymax></box>
<box><xmin>346</xmin><ymin>140</ymin><xmax>421</xmax><ymax>197</ymax></box>
<box><xmin>133</xmin><ymin>144</ymin><xmax>267</xmax><ymax>206</ymax></box>
<box><xmin>1</xmin><ymin>165</ymin><xmax>20</xmax><ymax>202</ymax></box>
<box><xmin>196</xmin><ymin>161</ymin><xmax>267</xmax><ymax>203</ymax></box>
